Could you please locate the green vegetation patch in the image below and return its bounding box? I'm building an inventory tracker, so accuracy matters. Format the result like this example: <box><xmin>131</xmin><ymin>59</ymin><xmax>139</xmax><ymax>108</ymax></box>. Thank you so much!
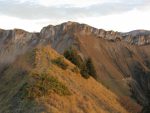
<box><xmin>86</xmin><ymin>58</ymin><xmax>97</xmax><ymax>78</ymax></box>
<box><xmin>52</xmin><ymin>57</ymin><xmax>68</xmax><ymax>70</ymax></box>
<box><xmin>20</xmin><ymin>73</ymin><xmax>71</xmax><ymax>100</ymax></box>
<box><xmin>71</xmin><ymin>66</ymin><xmax>80</xmax><ymax>74</ymax></box>
<box><xmin>64</xmin><ymin>47</ymin><xmax>97</xmax><ymax>79</ymax></box>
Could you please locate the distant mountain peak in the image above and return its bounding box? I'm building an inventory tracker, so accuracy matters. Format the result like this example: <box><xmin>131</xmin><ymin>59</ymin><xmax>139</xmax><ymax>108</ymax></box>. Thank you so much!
<box><xmin>128</xmin><ymin>29</ymin><xmax>150</xmax><ymax>36</ymax></box>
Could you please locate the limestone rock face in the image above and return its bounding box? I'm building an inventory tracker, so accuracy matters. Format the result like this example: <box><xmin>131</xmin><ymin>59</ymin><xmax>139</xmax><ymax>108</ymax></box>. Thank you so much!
<box><xmin>0</xmin><ymin>29</ymin><xmax>39</xmax><ymax>64</ymax></box>
<box><xmin>41</xmin><ymin>22</ymin><xmax>150</xmax><ymax>46</ymax></box>
<box><xmin>121</xmin><ymin>30</ymin><xmax>150</xmax><ymax>45</ymax></box>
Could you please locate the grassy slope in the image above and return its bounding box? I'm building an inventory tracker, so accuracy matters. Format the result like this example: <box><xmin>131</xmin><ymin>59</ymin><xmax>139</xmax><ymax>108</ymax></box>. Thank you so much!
<box><xmin>77</xmin><ymin>33</ymin><xmax>150</xmax><ymax>98</ymax></box>
<box><xmin>0</xmin><ymin>45</ymin><xmax>128</xmax><ymax>113</ymax></box>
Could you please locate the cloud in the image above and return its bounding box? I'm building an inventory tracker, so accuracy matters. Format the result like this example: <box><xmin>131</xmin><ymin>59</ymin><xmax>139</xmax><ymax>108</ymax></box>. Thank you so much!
<box><xmin>0</xmin><ymin>0</ymin><xmax>148</xmax><ymax>20</ymax></box>
<box><xmin>0</xmin><ymin>0</ymin><xmax>149</xmax><ymax>32</ymax></box>
<box><xmin>15</xmin><ymin>0</ymin><xmax>112</xmax><ymax>7</ymax></box>
<box><xmin>78</xmin><ymin>9</ymin><xmax>150</xmax><ymax>32</ymax></box>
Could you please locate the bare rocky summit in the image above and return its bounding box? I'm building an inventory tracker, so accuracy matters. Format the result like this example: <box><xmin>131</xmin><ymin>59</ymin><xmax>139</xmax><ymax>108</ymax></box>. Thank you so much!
<box><xmin>41</xmin><ymin>21</ymin><xmax>150</xmax><ymax>46</ymax></box>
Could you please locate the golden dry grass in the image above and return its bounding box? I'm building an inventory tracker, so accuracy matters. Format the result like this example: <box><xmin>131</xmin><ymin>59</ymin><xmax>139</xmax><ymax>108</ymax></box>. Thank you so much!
<box><xmin>0</xmin><ymin>45</ymin><xmax>129</xmax><ymax>113</ymax></box>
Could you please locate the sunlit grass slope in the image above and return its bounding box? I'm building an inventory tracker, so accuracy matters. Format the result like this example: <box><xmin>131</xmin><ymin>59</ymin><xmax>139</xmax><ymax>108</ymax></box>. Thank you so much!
<box><xmin>0</xmin><ymin>45</ymin><xmax>128</xmax><ymax>113</ymax></box>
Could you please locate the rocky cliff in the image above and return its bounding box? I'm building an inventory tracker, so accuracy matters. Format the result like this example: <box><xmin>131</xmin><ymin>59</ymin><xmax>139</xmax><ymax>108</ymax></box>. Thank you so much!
<box><xmin>40</xmin><ymin>21</ymin><xmax>150</xmax><ymax>46</ymax></box>
<box><xmin>121</xmin><ymin>30</ymin><xmax>150</xmax><ymax>45</ymax></box>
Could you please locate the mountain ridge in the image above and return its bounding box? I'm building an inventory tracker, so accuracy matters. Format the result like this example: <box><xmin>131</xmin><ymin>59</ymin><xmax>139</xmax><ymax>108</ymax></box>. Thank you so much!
<box><xmin>0</xmin><ymin>21</ymin><xmax>150</xmax><ymax>113</ymax></box>
<box><xmin>1</xmin><ymin>21</ymin><xmax>150</xmax><ymax>46</ymax></box>
<box><xmin>41</xmin><ymin>21</ymin><xmax>150</xmax><ymax>45</ymax></box>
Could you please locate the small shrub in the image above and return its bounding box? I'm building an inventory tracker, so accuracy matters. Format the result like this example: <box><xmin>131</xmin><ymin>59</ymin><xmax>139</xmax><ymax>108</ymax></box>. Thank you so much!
<box><xmin>80</xmin><ymin>63</ymin><xmax>90</xmax><ymax>79</ymax></box>
<box><xmin>86</xmin><ymin>58</ymin><xmax>97</xmax><ymax>78</ymax></box>
<box><xmin>71</xmin><ymin>66</ymin><xmax>80</xmax><ymax>73</ymax></box>
<box><xmin>18</xmin><ymin>83</ymin><xmax>29</xmax><ymax>99</ymax></box>
<box><xmin>64</xmin><ymin>47</ymin><xmax>83</xmax><ymax>68</ymax></box>
<box><xmin>64</xmin><ymin>47</ymin><xmax>89</xmax><ymax>78</ymax></box>
<box><xmin>52</xmin><ymin>57</ymin><xmax>68</xmax><ymax>70</ymax></box>
<box><xmin>27</xmin><ymin>48</ymin><xmax>37</xmax><ymax>67</ymax></box>
<box><xmin>48</xmin><ymin>76</ymin><xmax>71</xmax><ymax>96</ymax></box>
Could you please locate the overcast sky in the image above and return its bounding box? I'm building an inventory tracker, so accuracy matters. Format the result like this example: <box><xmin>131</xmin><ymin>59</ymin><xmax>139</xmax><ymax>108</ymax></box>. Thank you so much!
<box><xmin>0</xmin><ymin>0</ymin><xmax>150</xmax><ymax>32</ymax></box>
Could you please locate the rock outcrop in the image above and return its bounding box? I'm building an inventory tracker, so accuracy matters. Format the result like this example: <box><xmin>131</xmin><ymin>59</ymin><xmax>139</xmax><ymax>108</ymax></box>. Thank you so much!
<box><xmin>40</xmin><ymin>21</ymin><xmax>150</xmax><ymax>46</ymax></box>
<box><xmin>121</xmin><ymin>30</ymin><xmax>150</xmax><ymax>45</ymax></box>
